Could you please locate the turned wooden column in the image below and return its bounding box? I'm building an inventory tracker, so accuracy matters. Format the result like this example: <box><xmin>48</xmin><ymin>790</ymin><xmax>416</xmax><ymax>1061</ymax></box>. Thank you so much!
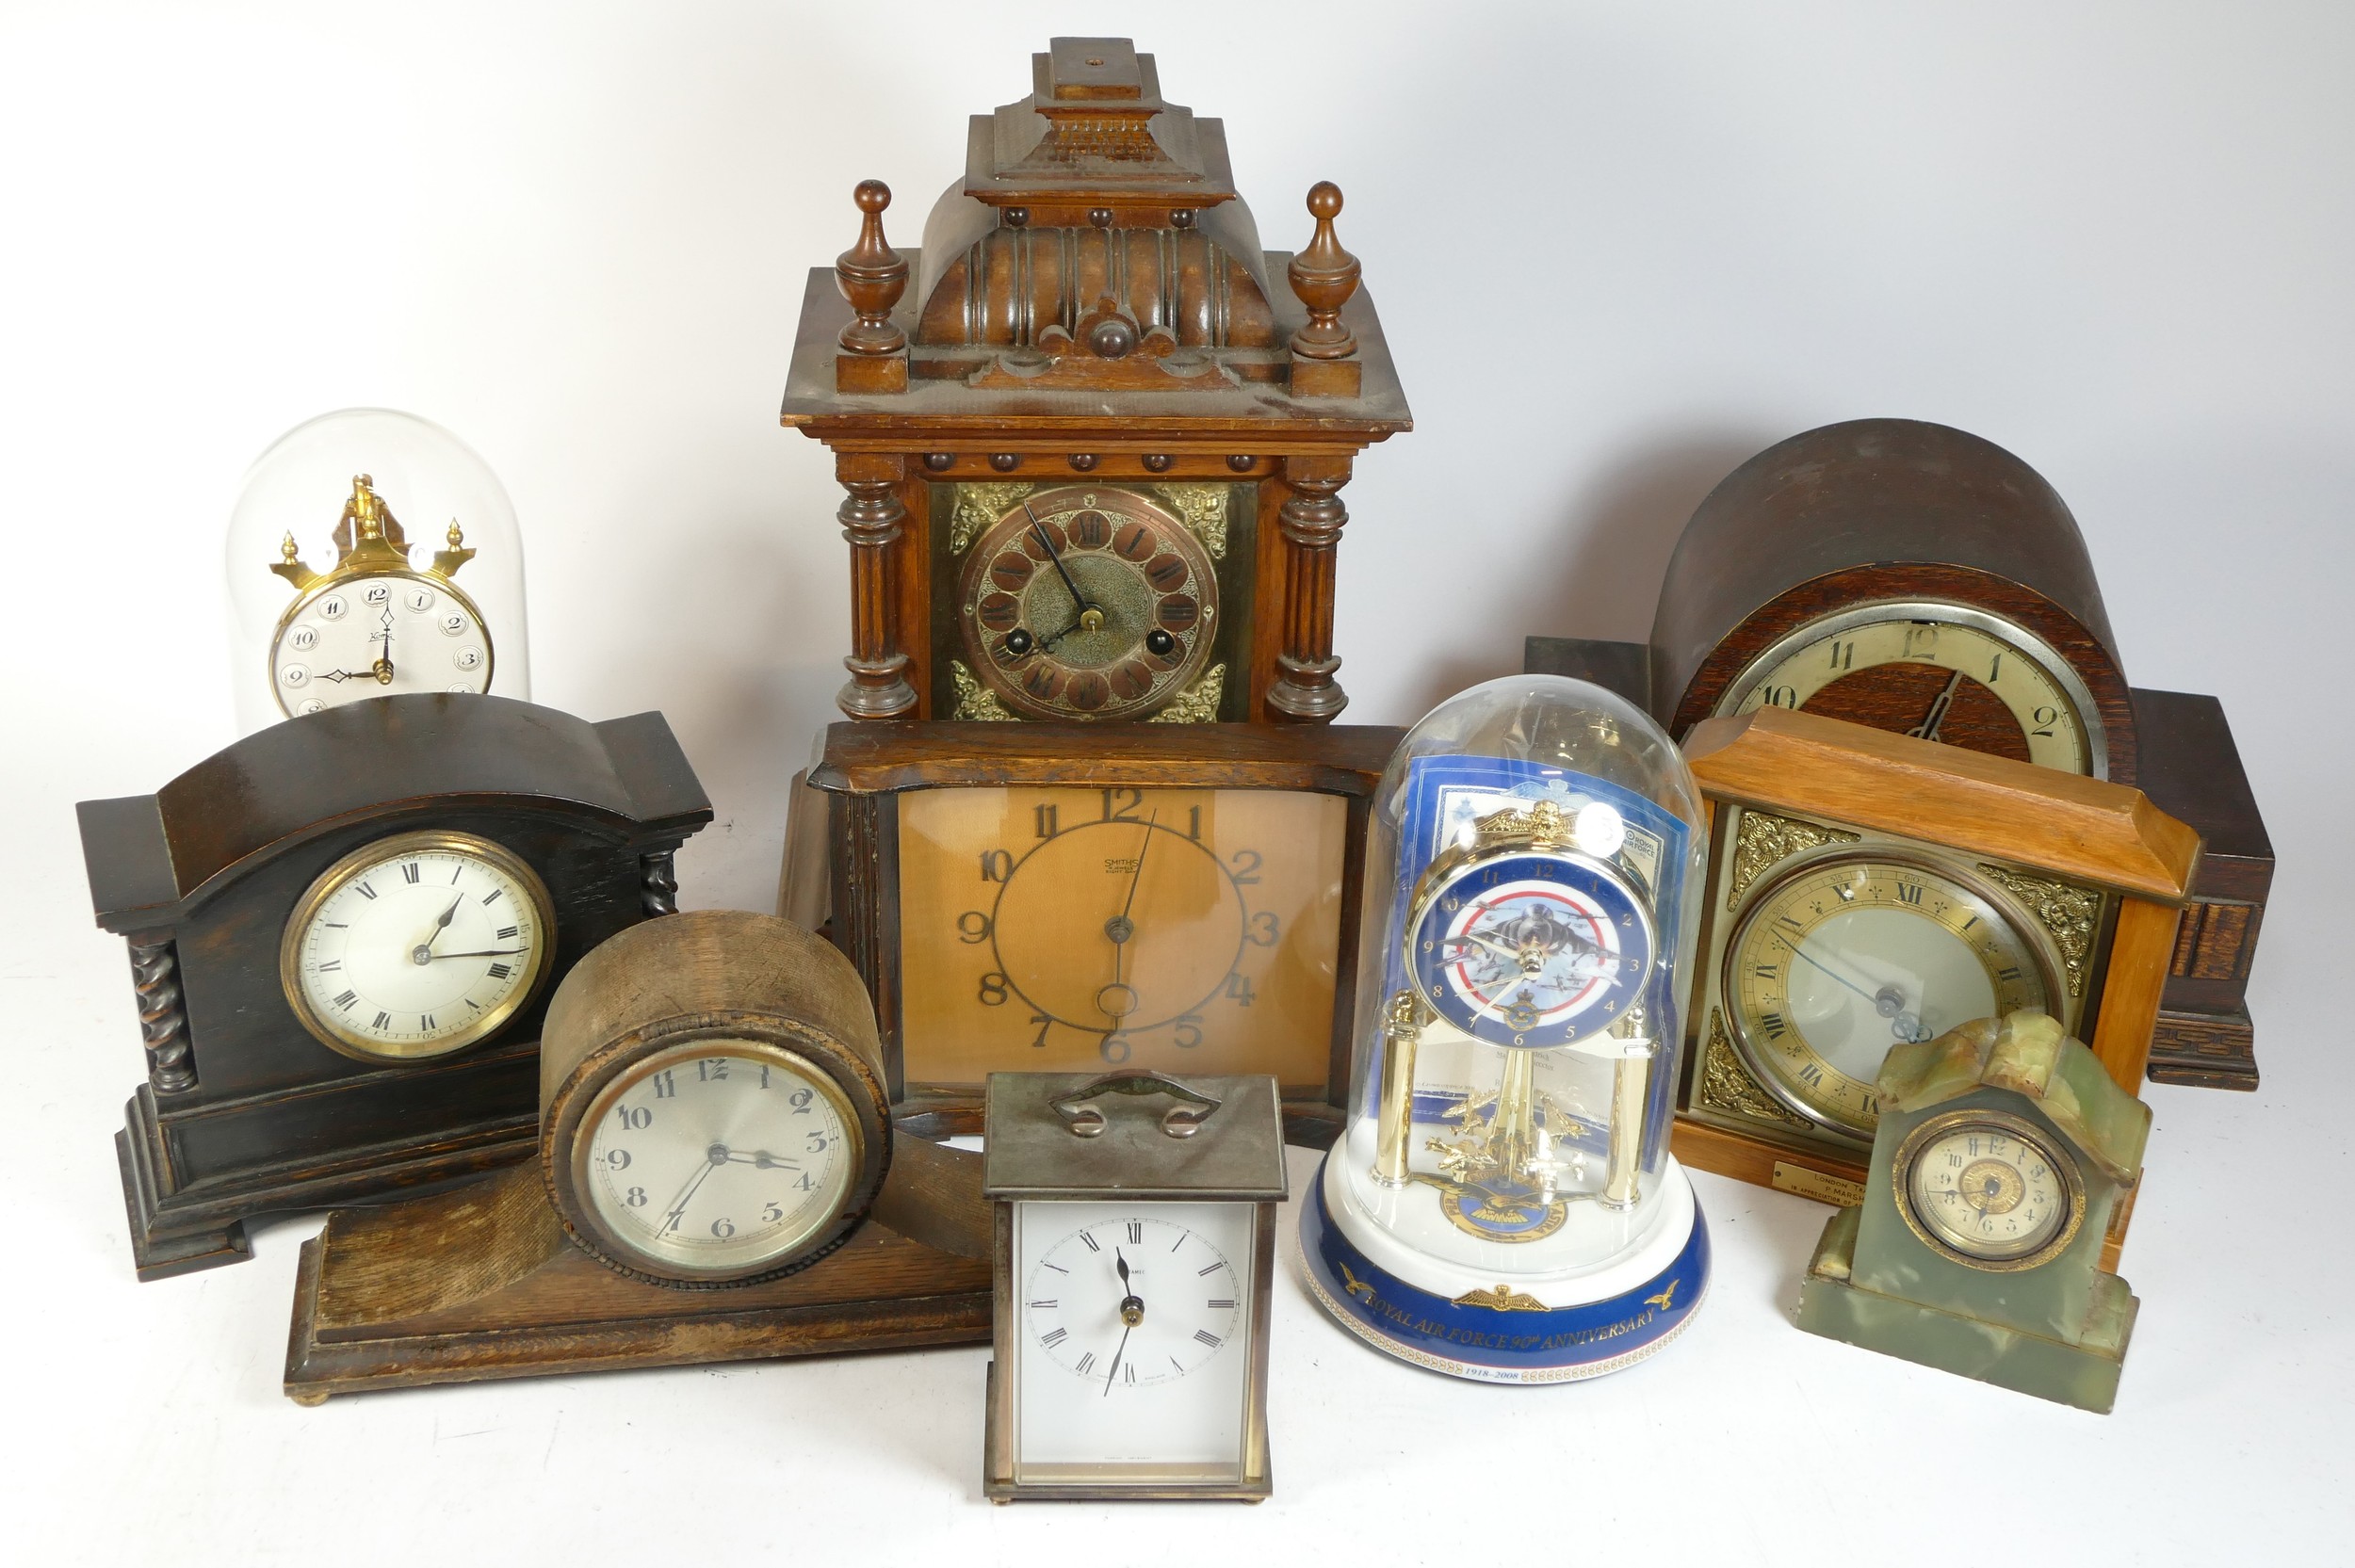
<box><xmin>1267</xmin><ymin>453</ymin><xmax>1353</xmax><ymax>720</ymax></box>
<box><xmin>836</xmin><ymin>452</ymin><xmax>916</xmax><ymax>719</ymax></box>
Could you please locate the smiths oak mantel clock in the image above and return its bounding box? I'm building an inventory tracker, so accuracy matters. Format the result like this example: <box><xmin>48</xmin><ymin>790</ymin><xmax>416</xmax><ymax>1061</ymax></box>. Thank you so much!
<box><xmin>1523</xmin><ymin>419</ymin><xmax>2270</xmax><ymax>1091</ymax></box>
<box><xmin>78</xmin><ymin>694</ymin><xmax>709</xmax><ymax>1280</ymax></box>
<box><xmin>779</xmin><ymin>38</ymin><xmax>1411</xmax><ymax>727</ymax></box>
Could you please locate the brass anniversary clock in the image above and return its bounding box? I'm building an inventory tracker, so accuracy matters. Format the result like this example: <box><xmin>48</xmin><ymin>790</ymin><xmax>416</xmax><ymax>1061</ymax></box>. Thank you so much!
<box><xmin>78</xmin><ymin>694</ymin><xmax>710</xmax><ymax>1280</ymax></box>
<box><xmin>1525</xmin><ymin>418</ymin><xmax>2271</xmax><ymax>1091</ymax></box>
<box><xmin>779</xmin><ymin>37</ymin><xmax>1411</xmax><ymax>726</ymax></box>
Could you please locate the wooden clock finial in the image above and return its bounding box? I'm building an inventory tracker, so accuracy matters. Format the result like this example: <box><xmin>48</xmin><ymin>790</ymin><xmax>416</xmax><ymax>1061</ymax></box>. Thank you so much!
<box><xmin>835</xmin><ymin>179</ymin><xmax>909</xmax><ymax>393</ymax></box>
<box><xmin>1288</xmin><ymin>181</ymin><xmax>1362</xmax><ymax>396</ymax></box>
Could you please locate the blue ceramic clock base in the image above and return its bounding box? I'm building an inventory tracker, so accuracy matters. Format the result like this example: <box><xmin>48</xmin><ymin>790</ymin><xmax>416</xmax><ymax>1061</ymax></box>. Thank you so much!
<box><xmin>1299</xmin><ymin>1147</ymin><xmax>1710</xmax><ymax>1383</ymax></box>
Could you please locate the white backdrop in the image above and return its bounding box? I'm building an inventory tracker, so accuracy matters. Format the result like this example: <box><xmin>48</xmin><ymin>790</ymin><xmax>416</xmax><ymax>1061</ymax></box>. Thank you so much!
<box><xmin>4</xmin><ymin>3</ymin><xmax>2350</xmax><ymax>1562</ymax></box>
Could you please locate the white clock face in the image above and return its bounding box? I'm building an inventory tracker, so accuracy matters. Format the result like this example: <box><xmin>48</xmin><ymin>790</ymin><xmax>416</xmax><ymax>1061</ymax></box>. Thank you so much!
<box><xmin>1014</xmin><ymin>1201</ymin><xmax>1255</xmax><ymax>1482</ymax></box>
<box><xmin>578</xmin><ymin>1041</ymin><xmax>861</xmax><ymax>1279</ymax></box>
<box><xmin>282</xmin><ymin>832</ymin><xmax>552</xmax><ymax>1060</ymax></box>
<box><xmin>271</xmin><ymin>570</ymin><xmax>492</xmax><ymax>716</ymax></box>
<box><xmin>1902</xmin><ymin>1117</ymin><xmax>2079</xmax><ymax>1265</ymax></box>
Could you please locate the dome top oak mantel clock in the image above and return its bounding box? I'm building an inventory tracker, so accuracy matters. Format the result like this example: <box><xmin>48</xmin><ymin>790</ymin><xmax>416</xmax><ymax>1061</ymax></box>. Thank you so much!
<box><xmin>780</xmin><ymin>37</ymin><xmax>1412</xmax><ymax>726</ymax></box>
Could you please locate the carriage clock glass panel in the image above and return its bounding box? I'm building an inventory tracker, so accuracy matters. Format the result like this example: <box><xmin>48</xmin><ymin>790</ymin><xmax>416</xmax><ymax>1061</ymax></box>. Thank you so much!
<box><xmin>280</xmin><ymin>829</ymin><xmax>556</xmax><ymax>1062</ymax></box>
<box><xmin>937</xmin><ymin>482</ymin><xmax>1245</xmax><ymax>723</ymax></box>
<box><xmin>573</xmin><ymin>1037</ymin><xmax>866</xmax><ymax>1278</ymax></box>
<box><xmin>895</xmin><ymin>784</ymin><xmax>1348</xmax><ymax>1088</ymax></box>
<box><xmin>1299</xmin><ymin>677</ymin><xmax>1713</xmax><ymax>1383</ymax></box>
<box><xmin>1714</xmin><ymin>605</ymin><xmax>2103</xmax><ymax>777</ymax></box>
<box><xmin>224</xmin><ymin>408</ymin><xmax>529</xmax><ymax>734</ymax></box>
<box><xmin>1014</xmin><ymin>1200</ymin><xmax>1257</xmax><ymax>1480</ymax></box>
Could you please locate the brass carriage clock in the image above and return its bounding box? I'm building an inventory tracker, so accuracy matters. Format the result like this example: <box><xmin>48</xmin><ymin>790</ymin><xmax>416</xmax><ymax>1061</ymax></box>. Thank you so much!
<box><xmin>778</xmin><ymin>38</ymin><xmax>1411</xmax><ymax>726</ymax></box>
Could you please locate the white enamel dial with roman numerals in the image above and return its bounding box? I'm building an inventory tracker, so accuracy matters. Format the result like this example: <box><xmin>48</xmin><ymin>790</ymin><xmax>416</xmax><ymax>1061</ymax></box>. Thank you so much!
<box><xmin>1013</xmin><ymin>1200</ymin><xmax>1256</xmax><ymax>1481</ymax></box>
<box><xmin>280</xmin><ymin>830</ymin><xmax>554</xmax><ymax>1061</ymax></box>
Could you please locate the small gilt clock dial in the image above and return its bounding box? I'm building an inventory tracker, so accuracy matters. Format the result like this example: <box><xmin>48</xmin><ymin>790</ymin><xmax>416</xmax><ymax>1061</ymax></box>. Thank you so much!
<box><xmin>1896</xmin><ymin>1109</ymin><xmax>2085</xmax><ymax>1268</ymax></box>
<box><xmin>577</xmin><ymin>1039</ymin><xmax>864</xmax><ymax>1280</ymax></box>
<box><xmin>1722</xmin><ymin>608</ymin><xmax>2099</xmax><ymax>776</ymax></box>
<box><xmin>279</xmin><ymin>830</ymin><xmax>555</xmax><ymax>1062</ymax></box>
<box><xmin>895</xmin><ymin>784</ymin><xmax>1344</xmax><ymax>1087</ymax></box>
<box><xmin>1725</xmin><ymin>855</ymin><xmax>2055</xmax><ymax>1136</ymax></box>
<box><xmin>957</xmin><ymin>487</ymin><xmax>1218</xmax><ymax>721</ymax></box>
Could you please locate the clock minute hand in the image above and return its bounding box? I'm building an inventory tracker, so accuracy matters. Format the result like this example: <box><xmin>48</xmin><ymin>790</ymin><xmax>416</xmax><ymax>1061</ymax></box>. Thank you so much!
<box><xmin>423</xmin><ymin>947</ymin><xmax>528</xmax><ymax>960</ymax></box>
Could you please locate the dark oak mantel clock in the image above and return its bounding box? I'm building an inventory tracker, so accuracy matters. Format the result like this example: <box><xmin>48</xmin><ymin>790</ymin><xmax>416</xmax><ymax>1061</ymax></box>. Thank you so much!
<box><xmin>284</xmin><ymin>913</ymin><xmax>994</xmax><ymax>1400</ymax></box>
<box><xmin>779</xmin><ymin>37</ymin><xmax>1412</xmax><ymax>728</ymax></box>
<box><xmin>809</xmin><ymin>719</ymin><xmax>1401</xmax><ymax>1146</ymax></box>
<box><xmin>1525</xmin><ymin>418</ymin><xmax>2271</xmax><ymax>1091</ymax></box>
<box><xmin>78</xmin><ymin>694</ymin><xmax>710</xmax><ymax>1281</ymax></box>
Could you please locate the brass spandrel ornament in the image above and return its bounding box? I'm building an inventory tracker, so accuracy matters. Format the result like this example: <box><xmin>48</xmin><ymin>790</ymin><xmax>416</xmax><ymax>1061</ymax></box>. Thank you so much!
<box><xmin>780</xmin><ymin>36</ymin><xmax>1411</xmax><ymax>728</ymax></box>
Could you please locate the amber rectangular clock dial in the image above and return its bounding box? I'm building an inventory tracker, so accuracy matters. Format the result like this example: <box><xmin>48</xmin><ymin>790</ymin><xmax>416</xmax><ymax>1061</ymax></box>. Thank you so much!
<box><xmin>898</xmin><ymin>784</ymin><xmax>1344</xmax><ymax>1090</ymax></box>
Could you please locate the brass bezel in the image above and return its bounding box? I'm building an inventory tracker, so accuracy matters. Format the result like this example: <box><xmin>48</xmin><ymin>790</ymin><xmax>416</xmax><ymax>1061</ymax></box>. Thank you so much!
<box><xmin>1719</xmin><ymin>845</ymin><xmax>2068</xmax><ymax>1139</ymax></box>
<box><xmin>543</xmin><ymin>1017</ymin><xmax>892</xmax><ymax>1289</ymax></box>
<box><xmin>268</xmin><ymin>566</ymin><xmax>495</xmax><ymax>719</ymax></box>
<box><xmin>1892</xmin><ymin>1107</ymin><xmax>2087</xmax><ymax>1271</ymax></box>
<box><xmin>954</xmin><ymin>484</ymin><xmax>1220</xmax><ymax>722</ymax></box>
<box><xmin>277</xmin><ymin>828</ymin><xmax>556</xmax><ymax>1064</ymax></box>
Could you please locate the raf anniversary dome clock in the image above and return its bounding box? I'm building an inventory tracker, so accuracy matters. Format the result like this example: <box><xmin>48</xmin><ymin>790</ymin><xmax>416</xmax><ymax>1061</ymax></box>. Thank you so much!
<box><xmin>1525</xmin><ymin>419</ymin><xmax>2271</xmax><ymax>1092</ymax></box>
<box><xmin>779</xmin><ymin>37</ymin><xmax>1411</xmax><ymax>727</ymax></box>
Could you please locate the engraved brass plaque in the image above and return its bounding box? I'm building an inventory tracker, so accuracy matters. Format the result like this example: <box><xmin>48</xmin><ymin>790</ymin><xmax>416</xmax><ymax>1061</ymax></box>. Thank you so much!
<box><xmin>1772</xmin><ymin>1162</ymin><xmax>1864</xmax><ymax>1207</ymax></box>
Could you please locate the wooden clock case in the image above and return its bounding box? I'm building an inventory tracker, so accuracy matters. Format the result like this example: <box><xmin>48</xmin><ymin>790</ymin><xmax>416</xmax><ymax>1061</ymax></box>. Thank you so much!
<box><xmin>809</xmin><ymin>719</ymin><xmax>1401</xmax><ymax>1146</ymax></box>
<box><xmin>1524</xmin><ymin>418</ymin><xmax>2271</xmax><ymax>1091</ymax></box>
<box><xmin>779</xmin><ymin>37</ymin><xmax>1412</xmax><ymax>727</ymax></box>
<box><xmin>1678</xmin><ymin>708</ymin><xmax>2196</xmax><ymax>1269</ymax></box>
<box><xmin>78</xmin><ymin>694</ymin><xmax>710</xmax><ymax>1281</ymax></box>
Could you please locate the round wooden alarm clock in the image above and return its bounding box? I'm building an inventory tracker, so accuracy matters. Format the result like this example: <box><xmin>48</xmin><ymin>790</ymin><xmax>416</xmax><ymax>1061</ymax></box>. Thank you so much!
<box><xmin>1650</xmin><ymin>418</ymin><xmax>2138</xmax><ymax>784</ymax></box>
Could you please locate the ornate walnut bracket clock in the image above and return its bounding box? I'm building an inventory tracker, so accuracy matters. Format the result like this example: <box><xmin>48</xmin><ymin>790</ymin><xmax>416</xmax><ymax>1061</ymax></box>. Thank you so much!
<box><xmin>1523</xmin><ymin>419</ymin><xmax>2272</xmax><ymax>1091</ymax></box>
<box><xmin>284</xmin><ymin>912</ymin><xmax>995</xmax><ymax>1401</ymax></box>
<box><xmin>1675</xmin><ymin>706</ymin><xmax>2194</xmax><ymax>1269</ymax></box>
<box><xmin>809</xmin><ymin>719</ymin><xmax>1401</xmax><ymax>1147</ymax></box>
<box><xmin>983</xmin><ymin>1071</ymin><xmax>1285</xmax><ymax>1501</ymax></box>
<box><xmin>77</xmin><ymin>694</ymin><xmax>710</xmax><ymax>1281</ymax></box>
<box><xmin>778</xmin><ymin>38</ymin><xmax>1411</xmax><ymax>728</ymax></box>
<box><xmin>1795</xmin><ymin>1011</ymin><xmax>2151</xmax><ymax>1414</ymax></box>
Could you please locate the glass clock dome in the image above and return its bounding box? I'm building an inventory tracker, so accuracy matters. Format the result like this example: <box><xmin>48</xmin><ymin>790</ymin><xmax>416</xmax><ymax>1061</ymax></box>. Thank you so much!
<box><xmin>224</xmin><ymin>409</ymin><xmax>529</xmax><ymax>734</ymax></box>
<box><xmin>1298</xmin><ymin>674</ymin><xmax>1713</xmax><ymax>1382</ymax></box>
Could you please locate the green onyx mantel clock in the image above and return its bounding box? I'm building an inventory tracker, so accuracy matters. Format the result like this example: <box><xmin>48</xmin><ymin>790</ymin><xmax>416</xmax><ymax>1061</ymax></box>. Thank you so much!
<box><xmin>1795</xmin><ymin>1011</ymin><xmax>2150</xmax><ymax>1414</ymax></box>
<box><xmin>778</xmin><ymin>37</ymin><xmax>1411</xmax><ymax>727</ymax></box>
<box><xmin>78</xmin><ymin>695</ymin><xmax>710</xmax><ymax>1280</ymax></box>
<box><xmin>1523</xmin><ymin>419</ymin><xmax>2271</xmax><ymax>1091</ymax></box>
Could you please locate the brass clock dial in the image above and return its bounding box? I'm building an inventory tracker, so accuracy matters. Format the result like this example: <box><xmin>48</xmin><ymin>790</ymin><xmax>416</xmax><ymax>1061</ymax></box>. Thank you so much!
<box><xmin>894</xmin><ymin>784</ymin><xmax>1344</xmax><ymax>1087</ymax></box>
<box><xmin>957</xmin><ymin>487</ymin><xmax>1219</xmax><ymax>721</ymax></box>
<box><xmin>1895</xmin><ymin>1108</ymin><xmax>2086</xmax><ymax>1269</ymax></box>
<box><xmin>279</xmin><ymin>830</ymin><xmax>555</xmax><ymax>1062</ymax></box>
<box><xmin>1719</xmin><ymin>605</ymin><xmax>2103</xmax><ymax>776</ymax></box>
<box><xmin>1725</xmin><ymin>853</ymin><xmax>2055</xmax><ymax>1137</ymax></box>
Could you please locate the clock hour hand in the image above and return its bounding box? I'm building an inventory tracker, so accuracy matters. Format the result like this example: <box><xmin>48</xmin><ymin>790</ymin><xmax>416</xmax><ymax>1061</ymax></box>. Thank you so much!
<box><xmin>1906</xmin><ymin>670</ymin><xmax>1966</xmax><ymax>743</ymax></box>
<box><xmin>723</xmin><ymin>1149</ymin><xmax>799</xmax><ymax>1170</ymax></box>
<box><xmin>1105</xmin><ymin>1247</ymin><xmax>1145</xmax><ymax>1397</ymax></box>
<box><xmin>372</xmin><ymin>606</ymin><xmax>398</xmax><ymax>683</ymax></box>
<box><xmin>410</xmin><ymin>894</ymin><xmax>466</xmax><ymax>963</ymax></box>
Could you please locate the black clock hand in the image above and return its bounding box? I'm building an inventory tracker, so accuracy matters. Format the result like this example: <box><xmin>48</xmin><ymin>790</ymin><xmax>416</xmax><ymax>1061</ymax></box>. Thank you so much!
<box><xmin>422</xmin><ymin>948</ymin><xmax>528</xmax><ymax>960</ymax></box>
<box><xmin>1025</xmin><ymin>501</ymin><xmax>1100</xmax><ymax>633</ymax></box>
<box><xmin>374</xmin><ymin>606</ymin><xmax>398</xmax><ymax>683</ymax></box>
<box><xmin>410</xmin><ymin>894</ymin><xmax>466</xmax><ymax>964</ymax></box>
<box><xmin>723</xmin><ymin>1149</ymin><xmax>799</xmax><ymax>1170</ymax></box>
<box><xmin>1105</xmin><ymin>1247</ymin><xmax>1144</xmax><ymax>1397</ymax></box>
<box><xmin>1906</xmin><ymin>671</ymin><xmax>1966</xmax><ymax>742</ymax></box>
<box><xmin>657</xmin><ymin>1146</ymin><xmax>724</xmax><ymax>1232</ymax></box>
